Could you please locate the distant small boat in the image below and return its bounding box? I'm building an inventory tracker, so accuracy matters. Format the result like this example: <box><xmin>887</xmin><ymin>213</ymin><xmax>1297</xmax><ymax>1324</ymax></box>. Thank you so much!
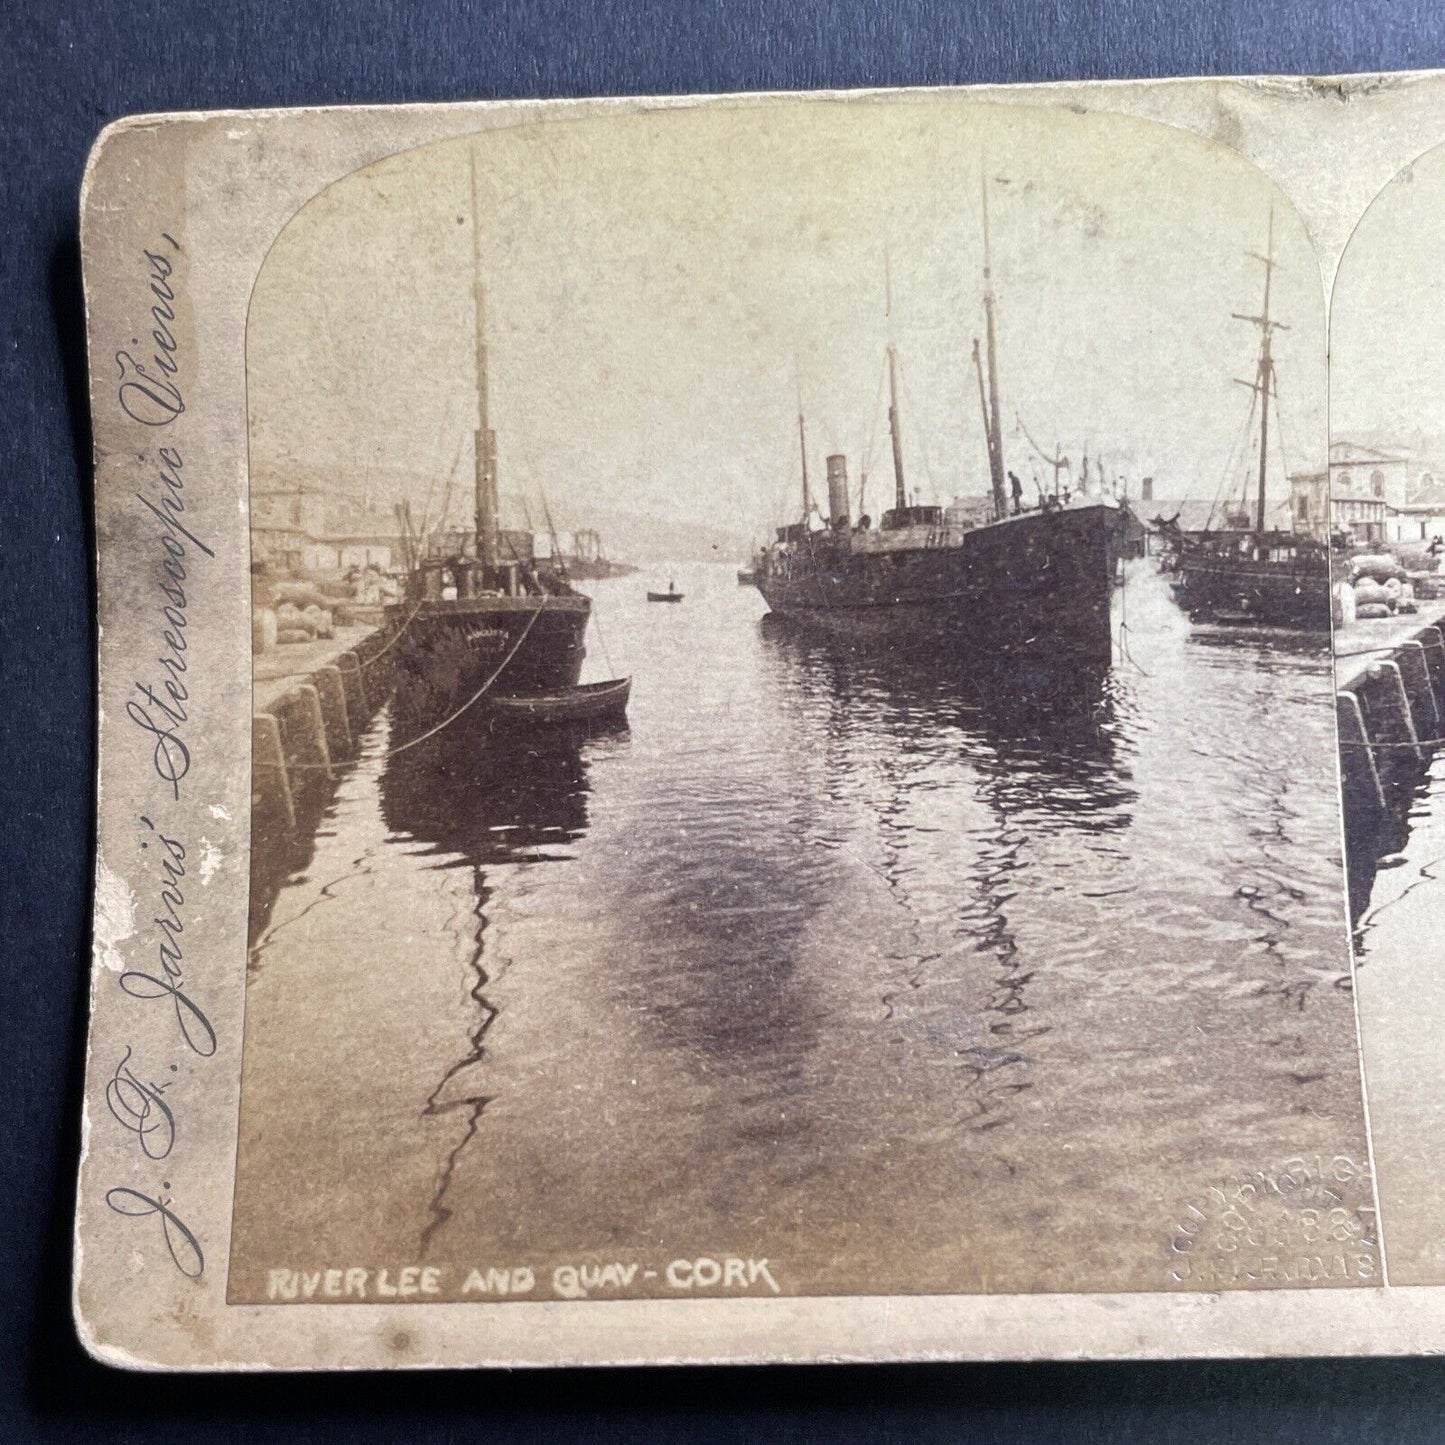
<box><xmin>488</xmin><ymin>677</ymin><xmax>631</xmax><ymax>724</ymax></box>
<box><xmin>647</xmin><ymin>582</ymin><xmax>684</xmax><ymax>603</ymax></box>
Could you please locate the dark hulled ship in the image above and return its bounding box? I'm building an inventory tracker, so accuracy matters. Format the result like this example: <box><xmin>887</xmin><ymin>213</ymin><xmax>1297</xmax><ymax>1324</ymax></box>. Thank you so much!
<box><xmin>1168</xmin><ymin>207</ymin><xmax>1331</xmax><ymax>631</ymax></box>
<box><xmin>757</xmin><ymin>492</ymin><xmax>1122</xmax><ymax>668</ymax></box>
<box><xmin>756</xmin><ymin>178</ymin><xmax>1127</xmax><ymax>670</ymax></box>
<box><xmin>1168</xmin><ymin>529</ymin><xmax>1329</xmax><ymax>630</ymax></box>
<box><xmin>385</xmin><ymin>147</ymin><xmax>590</xmax><ymax>742</ymax></box>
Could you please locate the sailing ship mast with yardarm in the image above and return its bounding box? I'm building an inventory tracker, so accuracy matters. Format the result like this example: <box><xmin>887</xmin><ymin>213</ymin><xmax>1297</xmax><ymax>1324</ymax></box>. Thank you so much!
<box><xmin>755</xmin><ymin>175</ymin><xmax>1127</xmax><ymax>669</ymax></box>
<box><xmin>1167</xmin><ymin>207</ymin><xmax>1330</xmax><ymax>630</ymax></box>
<box><xmin>384</xmin><ymin>148</ymin><xmax>591</xmax><ymax>740</ymax></box>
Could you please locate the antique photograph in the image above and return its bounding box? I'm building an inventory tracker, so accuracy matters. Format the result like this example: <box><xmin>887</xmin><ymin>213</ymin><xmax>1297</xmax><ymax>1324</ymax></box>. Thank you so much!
<box><xmin>1331</xmin><ymin>137</ymin><xmax>1445</xmax><ymax>1288</ymax></box>
<box><xmin>224</xmin><ymin>97</ymin><xmax>1378</xmax><ymax>1308</ymax></box>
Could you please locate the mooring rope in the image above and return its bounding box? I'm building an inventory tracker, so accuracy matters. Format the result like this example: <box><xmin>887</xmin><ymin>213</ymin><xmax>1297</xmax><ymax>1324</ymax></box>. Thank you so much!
<box><xmin>1115</xmin><ymin>580</ymin><xmax>1151</xmax><ymax>677</ymax></box>
<box><xmin>381</xmin><ymin>602</ymin><xmax>549</xmax><ymax>757</ymax></box>
<box><xmin>267</xmin><ymin>601</ymin><xmax>549</xmax><ymax>770</ymax></box>
<box><xmin>590</xmin><ymin>599</ymin><xmax>617</xmax><ymax>677</ymax></box>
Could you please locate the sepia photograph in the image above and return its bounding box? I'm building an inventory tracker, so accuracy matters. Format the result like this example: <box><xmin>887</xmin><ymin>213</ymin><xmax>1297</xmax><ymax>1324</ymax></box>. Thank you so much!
<box><xmin>225</xmin><ymin>98</ymin><xmax>1377</xmax><ymax>1308</ymax></box>
<box><xmin>1331</xmin><ymin>137</ymin><xmax>1445</xmax><ymax>1289</ymax></box>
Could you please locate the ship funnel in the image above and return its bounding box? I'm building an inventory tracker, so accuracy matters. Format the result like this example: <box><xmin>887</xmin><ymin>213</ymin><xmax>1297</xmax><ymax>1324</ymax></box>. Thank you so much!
<box><xmin>826</xmin><ymin>454</ymin><xmax>850</xmax><ymax>528</ymax></box>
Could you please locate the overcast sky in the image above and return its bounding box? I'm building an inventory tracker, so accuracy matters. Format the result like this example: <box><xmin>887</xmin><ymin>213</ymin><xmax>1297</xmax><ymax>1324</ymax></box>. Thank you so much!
<box><xmin>1333</xmin><ymin>141</ymin><xmax>1445</xmax><ymax>453</ymax></box>
<box><xmin>247</xmin><ymin>97</ymin><xmax>1325</xmax><ymax>537</ymax></box>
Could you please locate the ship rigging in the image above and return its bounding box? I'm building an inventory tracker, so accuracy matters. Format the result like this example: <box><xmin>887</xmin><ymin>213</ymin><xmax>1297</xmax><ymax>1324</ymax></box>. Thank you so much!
<box><xmin>754</xmin><ymin>173</ymin><xmax>1127</xmax><ymax>669</ymax></box>
<box><xmin>382</xmin><ymin>147</ymin><xmax>592</xmax><ymax>741</ymax></box>
<box><xmin>1166</xmin><ymin>205</ymin><xmax>1331</xmax><ymax>631</ymax></box>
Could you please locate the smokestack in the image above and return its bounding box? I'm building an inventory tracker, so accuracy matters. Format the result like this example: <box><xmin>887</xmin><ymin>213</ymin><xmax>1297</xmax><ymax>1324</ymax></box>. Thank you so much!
<box><xmin>826</xmin><ymin>454</ymin><xmax>850</xmax><ymax>528</ymax></box>
<box><xmin>1141</xmin><ymin>477</ymin><xmax>1153</xmax><ymax>502</ymax></box>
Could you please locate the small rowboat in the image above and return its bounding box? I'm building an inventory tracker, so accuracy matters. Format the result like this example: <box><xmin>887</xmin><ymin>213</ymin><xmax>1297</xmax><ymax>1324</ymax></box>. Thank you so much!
<box><xmin>647</xmin><ymin>588</ymin><xmax>684</xmax><ymax>603</ymax></box>
<box><xmin>488</xmin><ymin>677</ymin><xmax>631</xmax><ymax>725</ymax></box>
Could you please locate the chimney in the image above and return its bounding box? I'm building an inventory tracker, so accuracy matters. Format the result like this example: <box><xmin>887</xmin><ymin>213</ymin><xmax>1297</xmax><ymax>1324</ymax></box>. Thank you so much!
<box><xmin>826</xmin><ymin>454</ymin><xmax>850</xmax><ymax>527</ymax></box>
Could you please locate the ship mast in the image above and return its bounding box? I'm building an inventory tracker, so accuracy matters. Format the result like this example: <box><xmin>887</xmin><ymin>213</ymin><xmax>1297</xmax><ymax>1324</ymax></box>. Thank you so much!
<box><xmin>885</xmin><ymin>252</ymin><xmax>907</xmax><ymax>514</ymax></box>
<box><xmin>980</xmin><ymin>170</ymin><xmax>1008</xmax><ymax>523</ymax></box>
<box><xmin>1233</xmin><ymin>202</ymin><xmax>1285</xmax><ymax>550</ymax></box>
<box><xmin>469</xmin><ymin>147</ymin><xmax>500</xmax><ymax>571</ymax></box>
<box><xmin>796</xmin><ymin>370</ymin><xmax>812</xmax><ymax>522</ymax></box>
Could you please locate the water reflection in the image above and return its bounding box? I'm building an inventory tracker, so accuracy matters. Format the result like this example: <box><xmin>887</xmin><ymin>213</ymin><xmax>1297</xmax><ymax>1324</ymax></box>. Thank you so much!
<box><xmin>249</xmin><ymin>771</ymin><xmax>336</xmax><ymax>948</ymax></box>
<box><xmin>760</xmin><ymin>619</ymin><xmax>1136</xmax><ymax>824</ymax></box>
<box><xmin>376</xmin><ymin>719</ymin><xmax>608</xmax><ymax>1248</ymax></box>
<box><xmin>1341</xmin><ymin>724</ymin><xmax>1433</xmax><ymax>933</ymax></box>
<box><xmin>1186</xmin><ymin>624</ymin><xmax>1332</xmax><ymax>663</ymax></box>
<box><xmin>1351</xmin><ymin>752</ymin><xmax>1445</xmax><ymax>945</ymax></box>
<box><xmin>377</xmin><ymin>719</ymin><xmax>601</xmax><ymax>865</ymax></box>
<box><xmin>755</xmin><ymin>622</ymin><xmax>1141</xmax><ymax>1136</ymax></box>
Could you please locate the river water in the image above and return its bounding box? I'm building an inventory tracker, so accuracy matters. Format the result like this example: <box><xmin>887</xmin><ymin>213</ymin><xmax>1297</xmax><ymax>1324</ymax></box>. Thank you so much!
<box><xmin>230</xmin><ymin>562</ymin><xmax>1377</xmax><ymax>1302</ymax></box>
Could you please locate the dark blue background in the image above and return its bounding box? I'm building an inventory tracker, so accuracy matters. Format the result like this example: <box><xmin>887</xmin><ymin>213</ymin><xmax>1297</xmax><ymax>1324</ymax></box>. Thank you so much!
<box><xmin>6</xmin><ymin>1</ymin><xmax>1445</xmax><ymax>1439</ymax></box>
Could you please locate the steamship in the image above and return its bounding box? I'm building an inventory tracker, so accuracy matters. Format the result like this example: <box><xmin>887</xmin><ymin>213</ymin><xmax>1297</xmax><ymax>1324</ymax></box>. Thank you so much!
<box><xmin>384</xmin><ymin>147</ymin><xmax>589</xmax><ymax>743</ymax></box>
<box><xmin>755</xmin><ymin>178</ymin><xmax>1126</xmax><ymax>670</ymax></box>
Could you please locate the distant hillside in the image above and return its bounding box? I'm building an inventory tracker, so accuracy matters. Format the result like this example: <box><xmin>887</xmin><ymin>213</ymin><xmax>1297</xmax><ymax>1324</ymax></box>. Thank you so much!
<box><xmin>249</xmin><ymin>462</ymin><xmax>753</xmax><ymax>564</ymax></box>
<box><xmin>520</xmin><ymin>499</ymin><xmax>748</xmax><ymax>565</ymax></box>
<box><xmin>495</xmin><ymin>492</ymin><xmax>752</xmax><ymax>564</ymax></box>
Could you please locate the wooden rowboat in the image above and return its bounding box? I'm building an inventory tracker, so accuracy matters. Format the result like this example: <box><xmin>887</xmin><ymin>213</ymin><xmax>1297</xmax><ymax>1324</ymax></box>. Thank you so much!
<box><xmin>647</xmin><ymin>590</ymin><xmax>683</xmax><ymax>603</ymax></box>
<box><xmin>488</xmin><ymin>677</ymin><xmax>631</xmax><ymax>724</ymax></box>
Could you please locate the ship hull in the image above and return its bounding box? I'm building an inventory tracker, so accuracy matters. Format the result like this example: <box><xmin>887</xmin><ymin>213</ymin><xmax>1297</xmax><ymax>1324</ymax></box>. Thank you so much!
<box><xmin>1173</xmin><ymin>555</ymin><xmax>1330</xmax><ymax>630</ymax></box>
<box><xmin>384</xmin><ymin>594</ymin><xmax>590</xmax><ymax>741</ymax></box>
<box><xmin>756</xmin><ymin>504</ymin><xmax>1120</xmax><ymax>668</ymax></box>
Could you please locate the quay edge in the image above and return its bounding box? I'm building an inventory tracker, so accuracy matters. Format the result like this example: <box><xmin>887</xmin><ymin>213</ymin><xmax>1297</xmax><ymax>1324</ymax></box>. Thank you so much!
<box><xmin>1335</xmin><ymin>603</ymin><xmax>1445</xmax><ymax>922</ymax></box>
<box><xmin>251</xmin><ymin>625</ymin><xmax>399</xmax><ymax>845</ymax></box>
